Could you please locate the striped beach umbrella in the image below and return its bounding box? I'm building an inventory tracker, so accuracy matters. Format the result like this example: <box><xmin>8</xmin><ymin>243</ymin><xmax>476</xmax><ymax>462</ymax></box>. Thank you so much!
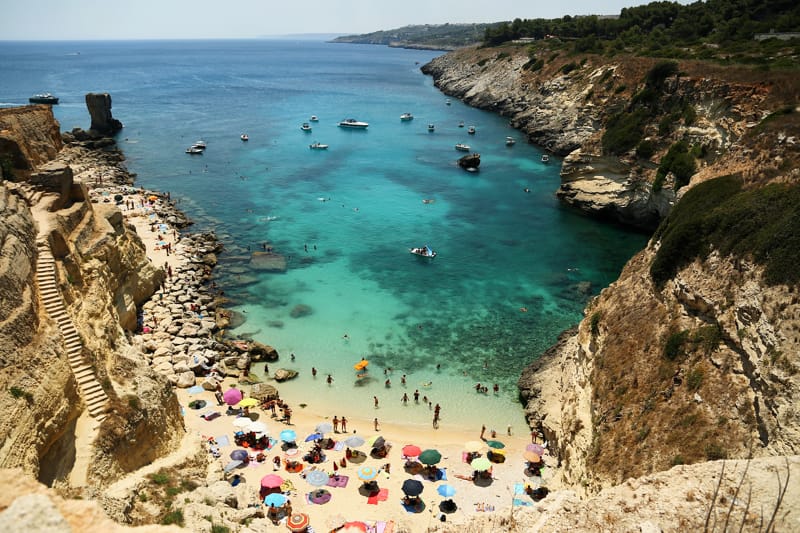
<box><xmin>286</xmin><ymin>512</ymin><xmax>310</xmax><ymax>532</ymax></box>
<box><xmin>356</xmin><ymin>466</ymin><xmax>379</xmax><ymax>481</ymax></box>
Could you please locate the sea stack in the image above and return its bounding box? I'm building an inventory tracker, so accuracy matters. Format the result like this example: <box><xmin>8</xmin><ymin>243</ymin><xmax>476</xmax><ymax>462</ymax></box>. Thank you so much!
<box><xmin>85</xmin><ymin>92</ymin><xmax>123</xmax><ymax>135</ymax></box>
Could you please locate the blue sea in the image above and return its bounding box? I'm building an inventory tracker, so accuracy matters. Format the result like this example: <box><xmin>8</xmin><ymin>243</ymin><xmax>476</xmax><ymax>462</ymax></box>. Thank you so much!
<box><xmin>0</xmin><ymin>40</ymin><xmax>647</xmax><ymax>432</ymax></box>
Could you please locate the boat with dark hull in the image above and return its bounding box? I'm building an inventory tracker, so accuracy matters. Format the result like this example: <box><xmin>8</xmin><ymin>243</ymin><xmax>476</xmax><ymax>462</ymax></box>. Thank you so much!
<box><xmin>29</xmin><ymin>93</ymin><xmax>59</xmax><ymax>104</ymax></box>
<box><xmin>458</xmin><ymin>153</ymin><xmax>480</xmax><ymax>171</ymax></box>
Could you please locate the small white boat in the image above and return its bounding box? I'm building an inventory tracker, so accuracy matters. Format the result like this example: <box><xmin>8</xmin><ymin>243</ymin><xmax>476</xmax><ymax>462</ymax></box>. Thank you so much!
<box><xmin>455</xmin><ymin>143</ymin><xmax>471</xmax><ymax>152</ymax></box>
<box><xmin>309</xmin><ymin>142</ymin><xmax>329</xmax><ymax>150</ymax></box>
<box><xmin>541</xmin><ymin>154</ymin><xmax>550</xmax><ymax>163</ymax></box>
<box><xmin>400</xmin><ymin>112</ymin><xmax>414</xmax><ymax>121</ymax></box>
<box><xmin>193</xmin><ymin>140</ymin><xmax>207</xmax><ymax>149</ymax></box>
<box><xmin>310</xmin><ymin>115</ymin><xmax>319</xmax><ymax>122</ymax></box>
<box><xmin>301</xmin><ymin>123</ymin><xmax>312</xmax><ymax>132</ymax></box>
<box><xmin>445</xmin><ymin>99</ymin><xmax>451</xmax><ymax>106</ymax></box>
<box><xmin>338</xmin><ymin>118</ymin><xmax>369</xmax><ymax>129</ymax></box>
<box><xmin>458</xmin><ymin>121</ymin><xmax>465</xmax><ymax>128</ymax></box>
<box><xmin>467</xmin><ymin>126</ymin><xmax>476</xmax><ymax>135</ymax></box>
<box><xmin>427</xmin><ymin>124</ymin><xmax>435</xmax><ymax>132</ymax></box>
<box><xmin>241</xmin><ymin>133</ymin><xmax>249</xmax><ymax>141</ymax></box>
<box><xmin>185</xmin><ymin>146</ymin><xmax>203</xmax><ymax>154</ymax></box>
<box><xmin>505</xmin><ymin>136</ymin><xmax>515</xmax><ymax>146</ymax></box>
<box><xmin>410</xmin><ymin>245</ymin><xmax>437</xmax><ymax>258</ymax></box>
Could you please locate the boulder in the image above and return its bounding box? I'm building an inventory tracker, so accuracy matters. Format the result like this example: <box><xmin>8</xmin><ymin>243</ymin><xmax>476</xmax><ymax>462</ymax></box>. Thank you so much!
<box><xmin>175</xmin><ymin>371</ymin><xmax>196</xmax><ymax>388</ymax></box>
<box><xmin>250</xmin><ymin>383</ymin><xmax>279</xmax><ymax>401</ymax></box>
<box><xmin>202</xmin><ymin>376</ymin><xmax>223</xmax><ymax>391</ymax></box>
<box><xmin>274</xmin><ymin>368</ymin><xmax>298</xmax><ymax>382</ymax></box>
<box><xmin>249</xmin><ymin>342</ymin><xmax>279</xmax><ymax>362</ymax></box>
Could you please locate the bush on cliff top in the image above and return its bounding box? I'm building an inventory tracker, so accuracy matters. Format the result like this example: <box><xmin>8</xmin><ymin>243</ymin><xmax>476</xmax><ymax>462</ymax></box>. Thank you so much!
<box><xmin>651</xmin><ymin>175</ymin><xmax>800</xmax><ymax>287</ymax></box>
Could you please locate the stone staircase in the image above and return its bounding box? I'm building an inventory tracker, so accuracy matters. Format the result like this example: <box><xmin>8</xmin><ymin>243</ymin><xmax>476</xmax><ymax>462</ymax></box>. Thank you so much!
<box><xmin>36</xmin><ymin>241</ymin><xmax>108</xmax><ymax>421</ymax></box>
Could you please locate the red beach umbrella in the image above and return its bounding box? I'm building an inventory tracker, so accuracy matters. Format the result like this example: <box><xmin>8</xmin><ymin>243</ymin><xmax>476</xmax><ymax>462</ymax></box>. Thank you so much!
<box><xmin>286</xmin><ymin>512</ymin><xmax>310</xmax><ymax>532</ymax></box>
<box><xmin>402</xmin><ymin>444</ymin><xmax>422</xmax><ymax>457</ymax></box>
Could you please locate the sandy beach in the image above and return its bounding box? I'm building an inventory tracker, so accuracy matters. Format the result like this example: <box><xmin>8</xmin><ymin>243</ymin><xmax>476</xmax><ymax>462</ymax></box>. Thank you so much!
<box><xmin>113</xmin><ymin>188</ymin><xmax>552</xmax><ymax>531</ymax></box>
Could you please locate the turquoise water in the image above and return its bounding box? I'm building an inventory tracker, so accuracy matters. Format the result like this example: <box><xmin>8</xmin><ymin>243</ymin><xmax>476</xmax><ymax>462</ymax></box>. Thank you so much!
<box><xmin>0</xmin><ymin>40</ymin><xmax>647</xmax><ymax>431</ymax></box>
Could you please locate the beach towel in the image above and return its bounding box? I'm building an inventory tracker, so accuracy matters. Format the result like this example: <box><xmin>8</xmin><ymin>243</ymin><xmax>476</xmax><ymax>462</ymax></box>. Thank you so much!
<box><xmin>513</xmin><ymin>498</ymin><xmax>533</xmax><ymax>507</ymax></box>
<box><xmin>215</xmin><ymin>435</ymin><xmax>230</xmax><ymax>447</ymax></box>
<box><xmin>436</xmin><ymin>468</ymin><xmax>447</xmax><ymax>481</ymax></box>
<box><xmin>326</xmin><ymin>475</ymin><xmax>348</xmax><ymax>488</ymax></box>
<box><xmin>368</xmin><ymin>488</ymin><xmax>389</xmax><ymax>505</ymax></box>
<box><xmin>201</xmin><ymin>411</ymin><xmax>221</xmax><ymax>421</ymax></box>
<box><xmin>187</xmin><ymin>385</ymin><xmax>205</xmax><ymax>394</ymax></box>
<box><xmin>514</xmin><ymin>482</ymin><xmax>525</xmax><ymax>495</ymax></box>
<box><xmin>462</xmin><ymin>452</ymin><xmax>469</xmax><ymax>463</ymax></box>
<box><xmin>333</xmin><ymin>441</ymin><xmax>344</xmax><ymax>451</ymax></box>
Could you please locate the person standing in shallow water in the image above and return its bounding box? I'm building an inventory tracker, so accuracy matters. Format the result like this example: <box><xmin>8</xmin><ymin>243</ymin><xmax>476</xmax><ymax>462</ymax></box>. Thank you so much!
<box><xmin>374</xmin><ymin>418</ymin><xmax>380</xmax><ymax>431</ymax></box>
<box><xmin>341</xmin><ymin>416</ymin><xmax>347</xmax><ymax>432</ymax></box>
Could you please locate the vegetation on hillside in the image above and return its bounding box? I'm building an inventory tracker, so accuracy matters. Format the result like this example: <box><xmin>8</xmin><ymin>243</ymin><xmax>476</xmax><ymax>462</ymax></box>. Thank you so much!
<box><xmin>332</xmin><ymin>23</ymin><xmax>504</xmax><ymax>49</ymax></box>
<box><xmin>484</xmin><ymin>0</ymin><xmax>800</xmax><ymax>67</ymax></box>
<box><xmin>651</xmin><ymin>172</ymin><xmax>800</xmax><ymax>287</ymax></box>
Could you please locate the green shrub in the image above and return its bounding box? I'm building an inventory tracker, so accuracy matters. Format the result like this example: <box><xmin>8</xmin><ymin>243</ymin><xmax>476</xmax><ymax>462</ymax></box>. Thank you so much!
<box><xmin>651</xmin><ymin>175</ymin><xmax>800</xmax><ymax>287</ymax></box>
<box><xmin>9</xmin><ymin>387</ymin><xmax>25</xmax><ymax>399</ymax></box>
<box><xmin>693</xmin><ymin>325</ymin><xmax>722</xmax><ymax>353</ymax></box>
<box><xmin>672</xmin><ymin>455</ymin><xmax>686</xmax><ymax>466</ymax></box>
<box><xmin>646</xmin><ymin>60</ymin><xmax>679</xmax><ymax>88</ymax></box>
<box><xmin>150</xmin><ymin>472</ymin><xmax>171</xmax><ymax>485</ymax></box>
<box><xmin>561</xmin><ymin>62</ymin><xmax>578</xmax><ymax>74</ymax></box>
<box><xmin>523</xmin><ymin>58</ymin><xmax>544</xmax><ymax>71</ymax></box>
<box><xmin>636</xmin><ymin>140</ymin><xmax>656</xmax><ymax>159</ymax></box>
<box><xmin>614</xmin><ymin>84</ymin><xmax>627</xmax><ymax>94</ymax></box>
<box><xmin>664</xmin><ymin>330</ymin><xmax>689</xmax><ymax>360</ymax></box>
<box><xmin>590</xmin><ymin>311</ymin><xmax>601</xmax><ymax>336</ymax></box>
<box><xmin>211</xmin><ymin>525</ymin><xmax>231</xmax><ymax>533</ymax></box>
<box><xmin>602</xmin><ymin>109</ymin><xmax>649</xmax><ymax>155</ymax></box>
<box><xmin>705</xmin><ymin>443</ymin><xmax>727</xmax><ymax>461</ymax></box>
<box><xmin>477</xmin><ymin>58</ymin><xmax>489</xmax><ymax>67</ymax></box>
<box><xmin>496</xmin><ymin>52</ymin><xmax>510</xmax><ymax>61</ymax></box>
<box><xmin>682</xmin><ymin>104</ymin><xmax>697</xmax><ymax>125</ymax></box>
<box><xmin>161</xmin><ymin>510</ymin><xmax>184</xmax><ymax>526</ymax></box>
<box><xmin>686</xmin><ymin>367</ymin><xmax>704</xmax><ymax>391</ymax></box>
<box><xmin>654</xmin><ymin>141</ymin><xmax>696</xmax><ymax>191</ymax></box>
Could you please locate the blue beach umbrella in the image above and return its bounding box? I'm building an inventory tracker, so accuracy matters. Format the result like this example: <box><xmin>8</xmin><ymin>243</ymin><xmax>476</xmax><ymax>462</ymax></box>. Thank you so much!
<box><xmin>230</xmin><ymin>449</ymin><xmax>249</xmax><ymax>461</ymax></box>
<box><xmin>264</xmin><ymin>493</ymin><xmax>287</xmax><ymax>507</ymax></box>
<box><xmin>280</xmin><ymin>429</ymin><xmax>297</xmax><ymax>442</ymax></box>
<box><xmin>437</xmin><ymin>484</ymin><xmax>456</xmax><ymax>498</ymax></box>
<box><xmin>305</xmin><ymin>432</ymin><xmax>323</xmax><ymax>442</ymax></box>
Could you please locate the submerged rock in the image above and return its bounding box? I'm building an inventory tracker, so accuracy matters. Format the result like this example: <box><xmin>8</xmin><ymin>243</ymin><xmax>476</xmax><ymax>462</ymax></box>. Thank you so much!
<box><xmin>290</xmin><ymin>304</ymin><xmax>312</xmax><ymax>318</ymax></box>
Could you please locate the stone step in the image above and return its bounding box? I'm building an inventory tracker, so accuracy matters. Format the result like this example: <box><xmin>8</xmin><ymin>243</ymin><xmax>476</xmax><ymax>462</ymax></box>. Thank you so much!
<box><xmin>84</xmin><ymin>391</ymin><xmax>108</xmax><ymax>406</ymax></box>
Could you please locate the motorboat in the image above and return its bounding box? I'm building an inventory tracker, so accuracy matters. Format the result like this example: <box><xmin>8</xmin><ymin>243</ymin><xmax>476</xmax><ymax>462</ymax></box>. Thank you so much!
<box><xmin>506</xmin><ymin>136</ymin><xmax>516</xmax><ymax>146</ymax></box>
<box><xmin>458</xmin><ymin>153</ymin><xmax>481</xmax><ymax>171</ymax></box>
<box><xmin>309</xmin><ymin>142</ymin><xmax>329</xmax><ymax>150</ymax></box>
<box><xmin>409</xmin><ymin>245</ymin><xmax>436</xmax><ymax>258</ymax></box>
<box><xmin>338</xmin><ymin>118</ymin><xmax>369</xmax><ymax>129</ymax></box>
<box><xmin>29</xmin><ymin>93</ymin><xmax>59</xmax><ymax>104</ymax></box>
<box><xmin>400</xmin><ymin>112</ymin><xmax>414</xmax><ymax>121</ymax></box>
<box><xmin>458</xmin><ymin>121</ymin><xmax>465</xmax><ymax>128</ymax></box>
<box><xmin>192</xmin><ymin>140</ymin><xmax>207</xmax><ymax>150</ymax></box>
<box><xmin>301</xmin><ymin>123</ymin><xmax>312</xmax><ymax>132</ymax></box>
<box><xmin>455</xmin><ymin>143</ymin><xmax>471</xmax><ymax>152</ymax></box>
<box><xmin>310</xmin><ymin>115</ymin><xmax>319</xmax><ymax>122</ymax></box>
<box><xmin>185</xmin><ymin>146</ymin><xmax>204</xmax><ymax>154</ymax></box>
<box><xmin>241</xmin><ymin>133</ymin><xmax>249</xmax><ymax>141</ymax></box>
<box><xmin>445</xmin><ymin>99</ymin><xmax>451</xmax><ymax>106</ymax></box>
<box><xmin>427</xmin><ymin>124</ymin><xmax>435</xmax><ymax>132</ymax></box>
<box><xmin>468</xmin><ymin>126</ymin><xmax>476</xmax><ymax>135</ymax></box>
<box><xmin>541</xmin><ymin>154</ymin><xmax>550</xmax><ymax>163</ymax></box>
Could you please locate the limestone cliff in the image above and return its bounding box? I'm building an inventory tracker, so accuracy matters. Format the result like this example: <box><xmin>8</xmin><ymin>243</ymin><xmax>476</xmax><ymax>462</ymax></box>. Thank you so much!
<box><xmin>0</xmin><ymin>106</ymin><xmax>183</xmax><ymax>489</ymax></box>
<box><xmin>422</xmin><ymin>46</ymin><xmax>783</xmax><ymax>230</ymax></box>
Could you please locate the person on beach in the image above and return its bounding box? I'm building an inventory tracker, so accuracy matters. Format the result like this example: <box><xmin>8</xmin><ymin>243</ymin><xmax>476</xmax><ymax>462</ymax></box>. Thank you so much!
<box><xmin>333</xmin><ymin>416</ymin><xmax>339</xmax><ymax>433</ymax></box>
<box><xmin>413</xmin><ymin>390</ymin><xmax>420</xmax><ymax>403</ymax></box>
<box><xmin>385</xmin><ymin>378</ymin><xmax>391</xmax><ymax>387</ymax></box>
<box><xmin>374</xmin><ymin>418</ymin><xmax>380</xmax><ymax>431</ymax></box>
<box><xmin>402</xmin><ymin>393</ymin><xmax>409</xmax><ymax>405</ymax></box>
<box><xmin>272</xmin><ymin>455</ymin><xmax>281</xmax><ymax>471</ymax></box>
<box><xmin>373</xmin><ymin>396</ymin><xmax>379</xmax><ymax>408</ymax></box>
<box><xmin>341</xmin><ymin>416</ymin><xmax>347</xmax><ymax>432</ymax></box>
<box><xmin>311</xmin><ymin>367</ymin><xmax>317</xmax><ymax>377</ymax></box>
<box><xmin>480</xmin><ymin>424</ymin><xmax>486</xmax><ymax>440</ymax></box>
<box><xmin>433</xmin><ymin>413</ymin><xmax>440</xmax><ymax>429</ymax></box>
<box><xmin>493</xmin><ymin>383</ymin><xmax>499</xmax><ymax>394</ymax></box>
<box><xmin>401</xmin><ymin>374</ymin><xmax>407</xmax><ymax>386</ymax></box>
<box><xmin>327</xmin><ymin>374</ymin><xmax>334</xmax><ymax>385</ymax></box>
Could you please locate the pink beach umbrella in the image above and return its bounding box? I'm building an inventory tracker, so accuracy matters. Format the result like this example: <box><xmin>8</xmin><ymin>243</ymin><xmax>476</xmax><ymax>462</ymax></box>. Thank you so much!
<box><xmin>526</xmin><ymin>443</ymin><xmax>545</xmax><ymax>456</ymax></box>
<box><xmin>260</xmin><ymin>474</ymin><xmax>284</xmax><ymax>489</ymax></box>
<box><xmin>223</xmin><ymin>387</ymin><xmax>243</xmax><ymax>406</ymax></box>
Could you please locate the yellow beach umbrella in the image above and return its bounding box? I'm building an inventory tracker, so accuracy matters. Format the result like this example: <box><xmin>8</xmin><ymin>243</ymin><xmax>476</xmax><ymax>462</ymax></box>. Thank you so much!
<box><xmin>236</xmin><ymin>398</ymin><xmax>259</xmax><ymax>408</ymax></box>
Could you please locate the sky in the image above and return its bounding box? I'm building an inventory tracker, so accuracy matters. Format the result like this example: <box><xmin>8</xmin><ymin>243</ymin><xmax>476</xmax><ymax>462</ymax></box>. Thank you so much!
<box><xmin>1</xmin><ymin>0</ymin><xmax>693</xmax><ymax>40</ymax></box>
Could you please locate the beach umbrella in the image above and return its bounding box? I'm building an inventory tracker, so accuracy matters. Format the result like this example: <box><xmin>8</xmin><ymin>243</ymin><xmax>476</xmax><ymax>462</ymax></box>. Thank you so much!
<box><xmin>342</xmin><ymin>523</ymin><xmax>368</xmax><ymax>533</ymax></box>
<box><xmin>356</xmin><ymin>466</ymin><xmax>379</xmax><ymax>481</ymax></box>
<box><xmin>233</xmin><ymin>417</ymin><xmax>252</xmax><ymax>428</ymax></box>
<box><xmin>401</xmin><ymin>479</ymin><xmax>424</xmax><ymax>497</ymax></box>
<box><xmin>223</xmin><ymin>387</ymin><xmax>243</xmax><ymax>406</ymax></box>
<box><xmin>315</xmin><ymin>422</ymin><xmax>333</xmax><ymax>435</ymax></box>
<box><xmin>264</xmin><ymin>493</ymin><xmax>287</xmax><ymax>507</ymax></box>
<box><xmin>418</xmin><ymin>449</ymin><xmax>442</xmax><ymax>465</ymax></box>
<box><xmin>354</xmin><ymin>359</ymin><xmax>369</xmax><ymax>371</ymax></box>
<box><xmin>306</xmin><ymin>470</ymin><xmax>330</xmax><ymax>487</ymax></box>
<box><xmin>526</xmin><ymin>443</ymin><xmax>546</xmax><ymax>456</ymax></box>
<box><xmin>280</xmin><ymin>429</ymin><xmax>297</xmax><ymax>442</ymax></box>
<box><xmin>148</xmin><ymin>195</ymin><xmax>159</xmax><ymax>201</ymax></box>
<box><xmin>236</xmin><ymin>398</ymin><xmax>259</xmax><ymax>408</ymax></box>
<box><xmin>261</xmin><ymin>474</ymin><xmax>284</xmax><ymax>489</ymax></box>
<box><xmin>286</xmin><ymin>512</ymin><xmax>310</xmax><ymax>532</ymax></box>
<box><xmin>437</xmin><ymin>484</ymin><xmax>457</xmax><ymax>498</ymax></box>
<box><xmin>369</xmin><ymin>436</ymin><xmax>386</xmax><ymax>450</ymax></box>
<box><xmin>230</xmin><ymin>449</ymin><xmax>249</xmax><ymax>461</ymax></box>
<box><xmin>366</xmin><ymin>435</ymin><xmax>384</xmax><ymax>448</ymax></box>
<box><xmin>486</xmin><ymin>440</ymin><xmax>505</xmax><ymax>449</ymax></box>
<box><xmin>305</xmin><ymin>432</ymin><xmax>323</xmax><ymax>442</ymax></box>
<box><xmin>343</xmin><ymin>435</ymin><xmax>365</xmax><ymax>448</ymax></box>
<box><xmin>470</xmin><ymin>457</ymin><xmax>492</xmax><ymax>471</ymax></box>
<box><xmin>464</xmin><ymin>440</ymin><xmax>486</xmax><ymax>453</ymax></box>
<box><xmin>402</xmin><ymin>444</ymin><xmax>422</xmax><ymax>457</ymax></box>
<box><xmin>246</xmin><ymin>421</ymin><xmax>269</xmax><ymax>435</ymax></box>
<box><xmin>523</xmin><ymin>451</ymin><xmax>541</xmax><ymax>463</ymax></box>
<box><xmin>223</xmin><ymin>460</ymin><xmax>243</xmax><ymax>472</ymax></box>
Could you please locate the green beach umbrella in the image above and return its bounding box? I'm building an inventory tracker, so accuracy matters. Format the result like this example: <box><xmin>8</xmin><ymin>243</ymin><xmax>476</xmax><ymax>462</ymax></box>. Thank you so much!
<box><xmin>470</xmin><ymin>457</ymin><xmax>492</xmax><ymax>471</ymax></box>
<box><xmin>419</xmin><ymin>449</ymin><xmax>442</xmax><ymax>465</ymax></box>
<box><xmin>486</xmin><ymin>440</ymin><xmax>505</xmax><ymax>449</ymax></box>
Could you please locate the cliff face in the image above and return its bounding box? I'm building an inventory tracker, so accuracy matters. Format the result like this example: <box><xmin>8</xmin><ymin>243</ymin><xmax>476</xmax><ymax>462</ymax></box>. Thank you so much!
<box><xmin>0</xmin><ymin>106</ymin><xmax>183</xmax><ymax>488</ymax></box>
<box><xmin>422</xmin><ymin>45</ymin><xmax>800</xmax><ymax>490</ymax></box>
<box><xmin>0</xmin><ymin>105</ymin><xmax>63</xmax><ymax>175</ymax></box>
<box><xmin>421</xmin><ymin>46</ymin><xmax>777</xmax><ymax>230</ymax></box>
